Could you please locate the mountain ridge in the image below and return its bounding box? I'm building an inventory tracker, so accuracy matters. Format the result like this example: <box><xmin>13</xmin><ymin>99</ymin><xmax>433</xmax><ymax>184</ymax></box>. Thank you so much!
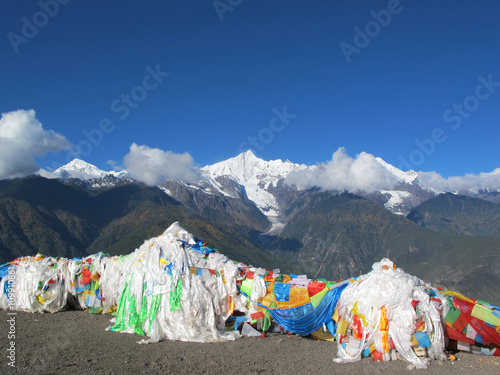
<box><xmin>407</xmin><ymin>193</ymin><xmax>500</xmax><ymax>236</ymax></box>
<box><xmin>39</xmin><ymin>151</ymin><xmax>500</xmax><ymax>220</ymax></box>
<box><xmin>9</xmin><ymin>152</ymin><xmax>497</xmax><ymax>302</ymax></box>
<box><xmin>1</xmin><ymin>175</ymin><xmax>500</xmax><ymax>303</ymax></box>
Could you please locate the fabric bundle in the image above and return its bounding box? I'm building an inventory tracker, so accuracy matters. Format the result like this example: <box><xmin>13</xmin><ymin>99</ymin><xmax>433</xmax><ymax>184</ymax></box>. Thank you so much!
<box><xmin>1</xmin><ymin>222</ymin><xmax>499</xmax><ymax>367</ymax></box>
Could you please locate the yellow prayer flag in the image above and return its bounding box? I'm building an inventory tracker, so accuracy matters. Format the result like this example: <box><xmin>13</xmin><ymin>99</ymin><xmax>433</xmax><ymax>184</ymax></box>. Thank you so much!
<box><xmin>337</xmin><ymin>319</ymin><xmax>348</xmax><ymax>336</ymax></box>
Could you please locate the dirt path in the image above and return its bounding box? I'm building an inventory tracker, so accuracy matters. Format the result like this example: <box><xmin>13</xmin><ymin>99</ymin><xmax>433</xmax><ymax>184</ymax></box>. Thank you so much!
<box><xmin>0</xmin><ymin>310</ymin><xmax>498</xmax><ymax>374</ymax></box>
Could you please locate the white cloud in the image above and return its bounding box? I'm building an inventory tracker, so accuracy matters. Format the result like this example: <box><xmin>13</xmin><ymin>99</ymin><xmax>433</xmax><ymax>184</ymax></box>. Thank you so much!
<box><xmin>123</xmin><ymin>143</ymin><xmax>202</xmax><ymax>185</ymax></box>
<box><xmin>286</xmin><ymin>147</ymin><xmax>397</xmax><ymax>193</ymax></box>
<box><xmin>36</xmin><ymin>168</ymin><xmax>58</xmax><ymax>179</ymax></box>
<box><xmin>418</xmin><ymin>169</ymin><xmax>500</xmax><ymax>192</ymax></box>
<box><xmin>0</xmin><ymin>109</ymin><xmax>71</xmax><ymax>179</ymax></box>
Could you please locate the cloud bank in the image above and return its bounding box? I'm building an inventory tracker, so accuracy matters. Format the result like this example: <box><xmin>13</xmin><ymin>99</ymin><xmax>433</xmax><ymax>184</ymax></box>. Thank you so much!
<box><xmin>123</xmin><ymin>143</ymin><xmax>202</xmax><ymax>185</ymax></box>
<box><xmin>0</xmin><ymin>109</ymin><xmax>71</xmax><ymax>179</ymax></box>
<box><xmin>286</xmin><ymin>147</ymin><xmax>397</xmax><ymax>193</ymax></box>
<box><xmin>418</xmin><ymin>169</ymin><xmax>500</xmax><ymax>192</ymax></box>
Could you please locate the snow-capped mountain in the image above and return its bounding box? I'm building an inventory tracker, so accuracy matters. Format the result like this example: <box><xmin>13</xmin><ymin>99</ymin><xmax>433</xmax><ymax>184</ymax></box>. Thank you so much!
<box><xmin>374</xmin><ymin>157</ymin><xmax>418</xmax><ymax>185</ymax></box>
<box><xmin>370</xmin><ymin>157</ymin><xmax>430</xmax><ymax>215</ymax></box>
<box><xmin>23</xmin><ymin>153</ymin><xmax>500</xmax><ymax>303</ymax></box>
<box><xmin>41</xmin><ymin>151</ymin><xmax>500</xmax><ymax>227</ymax></box>
<box><xmin>201</xmin><ymin>151</ymin><xmax>313</xmax><ymax>232</ymax></box>
<box><xmin>42</xmin><ymin>159</ymin><xmax>131</xmax><ymax>188</ymax></box>
<box><xmin>52</xmin><ymin>159</ymin><xmax>128</xmax><ymax>180</ymax></box>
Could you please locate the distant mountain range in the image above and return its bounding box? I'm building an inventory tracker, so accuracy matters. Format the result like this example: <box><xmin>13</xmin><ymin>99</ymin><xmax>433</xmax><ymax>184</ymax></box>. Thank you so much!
<box><xmin>1</xmin><ymin>151</ymin><xmax>499</xmax><ymax>303</ymax></box>
<box><xmin>407</xmin><ymin>193</ymin><xmax>500</xmax><ymax>236</ymax></box>
<box><xmin>46</xmin><ymin>151</ymin><xmax>500</xmax><ymax>219</ymax></box>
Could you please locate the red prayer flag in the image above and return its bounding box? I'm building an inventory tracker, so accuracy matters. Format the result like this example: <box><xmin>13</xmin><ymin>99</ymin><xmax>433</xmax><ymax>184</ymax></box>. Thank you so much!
<box><xmin>250</xmin><ymin>311</ymin><xmax>266</xmax><ymax>320</ymax></box>
<box><xmin>80</xmin><ymin>269</ymin><xmax>91</xmax><ymax>284</ymax></box>
<box><xmin>307</xmin><ymin>282</ymin><xmax>326</xmax><ymax>297</ymax></box>
<box><xmin>445</xmin><ymin>326</ymin><xmax>475</xmax><ymax>345</ymax></box>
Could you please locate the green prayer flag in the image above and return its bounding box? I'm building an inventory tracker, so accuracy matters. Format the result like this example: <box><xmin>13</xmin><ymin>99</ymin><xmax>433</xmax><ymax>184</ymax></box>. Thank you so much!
<box><xmin>134</xmin><ymin>289</ymin><xmax>147</xmax><ymax>336</ymax></box>
<box><xmin>140</xmin><ymin>293</ymin><xmax>148</xmax><ymax>322</ymax></box>
<box><xmin>444</xmin><ymin>307</ymin><xmax>460</xmax><ymax>324</ymax></box>
<box><xmin>112</xmin><ymin>281</ymin><xmax>130</xmax><ymax>332</ymax></box>
<box><xmin>472</xmin><ymin>303</ymin><xmax>500</xmax><ymax>326</ymax></box>
<box><xmin>263</xmin><ymin>310</ymin><xmax>271</xmax><ymax>332</ymax></box>
<box><xmin>310</xmin><ymin>287</ymin><xmax>329</xmax><ymax>308</ymax></box>
<box><xmin>148</xmin><ymin>294</ymin><xmax>161</xmax><ymax>331</ymax></box>
<box><xmin>128</xmin><ymin>288</ymin><xmax>138</xmax><ymax>330</ymax></box>
<box><xmin>170</xmin><ymin>279</ymin><xmax>183</xmax><ymax>311</ymax></box>
<box><xmin>240</xmin><ymin>278</ymin><xmax>254</xmax><ymax>295</ymax></box>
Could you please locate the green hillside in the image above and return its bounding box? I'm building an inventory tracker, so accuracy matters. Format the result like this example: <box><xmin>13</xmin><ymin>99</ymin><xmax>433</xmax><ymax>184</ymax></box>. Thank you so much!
<box><xmin>0</xmin><ymin>177</ymin><xmax>285</xmax><ymax>271</ymax></box>
<box><xmin>1</xmin><ymin>178</ymin><xmax>499</xmax><ymax>304</ymax></box>
<box><xmin>407</xmin><ymin>193</ymin><xmax>500</xmax><ymax>236</ymax></box>
<box><xmin>270</xmin><ymin>191</ymin><xmax>500</xmax><ymax>303</ymax></box>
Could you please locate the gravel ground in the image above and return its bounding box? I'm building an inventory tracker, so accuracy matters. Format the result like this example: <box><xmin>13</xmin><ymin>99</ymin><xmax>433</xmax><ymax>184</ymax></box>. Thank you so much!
<box><xmin>0</xmin><ymin>309</ymin><xmax>498</xmax><ymax>374</ymax></box>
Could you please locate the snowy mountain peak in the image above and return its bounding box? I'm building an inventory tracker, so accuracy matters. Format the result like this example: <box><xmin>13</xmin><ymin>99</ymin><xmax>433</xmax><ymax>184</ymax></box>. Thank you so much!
<box><xmin>240</xmin><ymin>149</ymin><xmax>259</xmax><ymax>159</ymax></box>
<box><xmin>375</xmin><ymin>157</ymin><xmax>418</xmax><ymax>185</ymax></box>
<box><xmin>40</xmin><ymin>152</ymin><xmax>499</xmax><ymax>223</ymax></box>
<box><xmin>53</xmin><ymin>159</ymin><xmax>107</xmax><ymax>179</ymax></box>
<box><xmin>202</xmin><ymin>151</ymin><xmax>309</xmax><ymax>184</ymax></box>
<box><xmin>52</xmin><ymin>159</ymin><xmax>127</xmax><ymax>180</ymax></box>
<box><xmin>201</xmin><ymin>152</ymin><xmax>312</xmax><ymax>231</ymax></box>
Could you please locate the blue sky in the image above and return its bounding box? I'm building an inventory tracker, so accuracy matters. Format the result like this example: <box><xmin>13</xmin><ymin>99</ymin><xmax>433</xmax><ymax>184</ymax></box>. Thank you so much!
<box><xmin>1</xmin><ymin>0</ymin><xmax>500</xmax><ymax>179</ymax></box>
